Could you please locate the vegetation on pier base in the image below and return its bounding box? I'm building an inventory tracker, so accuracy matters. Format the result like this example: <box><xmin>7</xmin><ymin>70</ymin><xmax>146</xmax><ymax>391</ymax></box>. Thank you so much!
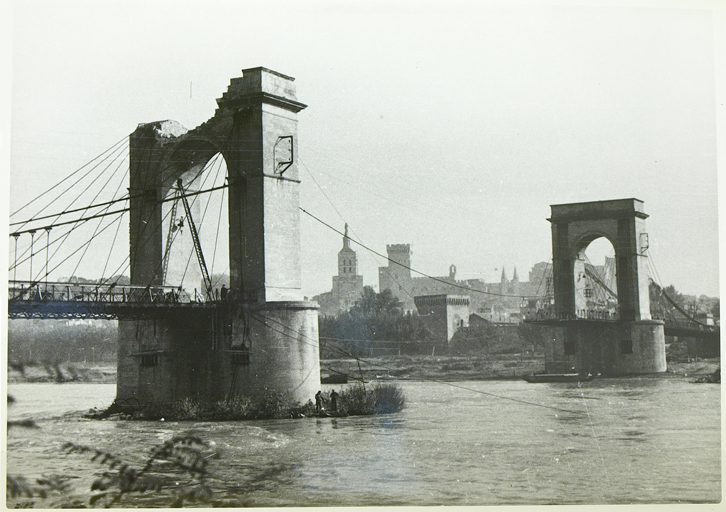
<box><xmin>91</xmin><ymin>383</ymin><xmax>406</xmax><ymax>421</ymax></box>
<box><xmin>336</xmin><ymin>383</ymin><xmax>405</xmax><ymax>415</ymax></box>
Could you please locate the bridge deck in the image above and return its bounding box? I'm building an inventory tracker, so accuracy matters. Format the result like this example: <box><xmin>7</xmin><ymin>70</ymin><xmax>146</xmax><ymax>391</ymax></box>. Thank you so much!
<box><xmin>8</xmin><ymin>281</ymin><xmax>221</xmax><ymax>320</ymax></box>
<box><xmin>527</xmin><ymin>307</ymin><xmax>719</xmax><ymax>340</ymax></box>
<box><xmin>8</xmin><ymin>299</ymin><xmax>218</xmax><ymax>320</ymax></box>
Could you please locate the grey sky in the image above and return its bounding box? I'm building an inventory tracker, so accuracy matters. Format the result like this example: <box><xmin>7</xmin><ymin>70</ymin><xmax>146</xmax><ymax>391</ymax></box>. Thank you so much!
<box><xmin>5</xmin><ymin>0</ymin><xmax>723</xmax><ymax>298</ymax></box>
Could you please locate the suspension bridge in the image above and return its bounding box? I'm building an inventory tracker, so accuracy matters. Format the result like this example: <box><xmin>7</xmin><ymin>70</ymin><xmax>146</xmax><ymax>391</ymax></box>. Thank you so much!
<box><xmin>8</xmin><ymin>139</ymin><xmax>230</xmax><ymax>321</ymax></box>
<box><xmin>9</xmin><ymin>192</ymin><xmax>714</xmax><ymax>342</ymax></box>
<box><xmin>7</xmin><ymin>69</ymin><xmax>719</xmax><ymax>406</ymax></box>
<box><xmin>522</xmin><ymin>198</ymin><xmax>719</xmax><ymax>374</ymax></box>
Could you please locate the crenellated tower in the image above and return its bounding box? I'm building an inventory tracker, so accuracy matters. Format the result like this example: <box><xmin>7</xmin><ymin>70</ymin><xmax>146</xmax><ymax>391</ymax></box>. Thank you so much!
<box><xmin>379</xmin><ymin>244</ymin><xmax>415</xmax><ymax>310</ymax></box>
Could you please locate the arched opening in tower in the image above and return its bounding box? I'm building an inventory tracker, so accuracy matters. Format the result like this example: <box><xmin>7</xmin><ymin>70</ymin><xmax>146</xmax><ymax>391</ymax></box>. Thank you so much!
<box><xmin>574</xmin><ymin>236</ymin><xmax>618</xmax><ymax>318</ymax></box>
<box><xmin>160</xmin><ymin>151</ymin><xmax>229</xmax><ymax>298</ymax></box>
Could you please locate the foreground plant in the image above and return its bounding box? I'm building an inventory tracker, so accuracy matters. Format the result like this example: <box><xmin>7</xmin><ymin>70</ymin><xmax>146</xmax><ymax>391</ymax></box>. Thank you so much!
<box><xmin>61</xmin><ymin>434</ymin><xmax>218</xmax><ymax>507</ymax></box>
<box><xmin>6</xmin><ymin>474</ymin><xmax>77</xmax><ymax>506</ymax></box>
<box><xmin>7</xmin><ymin>428</ymin><xmax>222</xmax><ymax>507</ymax></box>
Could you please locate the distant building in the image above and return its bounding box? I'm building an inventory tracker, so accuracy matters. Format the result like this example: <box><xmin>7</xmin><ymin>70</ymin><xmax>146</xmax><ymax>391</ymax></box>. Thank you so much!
<box><xmin>313</xmin><ymin>224</ymin><xmax>364</xmax><ymax>316</ymax></box>
<box><xmin>378</xmin><ymin>244</ymin><xmax>414</xmax><ymax>310</ymax></box>
<box><xmin>579</xmin><ymin>256</ymin><xmax>618</xmax><ymax>313</ymax></box>
<box><xmin>377</xmin><ymin>243</ymin><xmax>553</xmax><ymax>321</ymax></box>
<box><xmin>414</xmin><ymin>295</ymin><xmax>470</xmax><ymax>343</ymax></box>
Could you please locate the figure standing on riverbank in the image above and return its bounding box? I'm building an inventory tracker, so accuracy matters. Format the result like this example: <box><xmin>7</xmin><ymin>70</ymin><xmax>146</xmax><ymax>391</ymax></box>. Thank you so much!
<box><xmin>315</xmin><ymin>390</ymin><xmax>322</xmax><ymax>413</ymax></box>
<box><xmin>330</xmin><ymin>390</ymin><xmax>339</xmax><ymax>412</ymax></box>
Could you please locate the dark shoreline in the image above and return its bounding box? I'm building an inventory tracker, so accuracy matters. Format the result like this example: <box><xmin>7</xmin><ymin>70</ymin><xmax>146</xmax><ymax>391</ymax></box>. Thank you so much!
<box><xmin>7</xmin><ymin>364</ymin><xmax>116</xmax><ymax>384</ymax></box>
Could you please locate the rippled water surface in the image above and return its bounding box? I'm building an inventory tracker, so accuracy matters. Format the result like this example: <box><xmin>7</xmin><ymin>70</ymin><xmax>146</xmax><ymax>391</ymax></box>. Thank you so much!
<box><xmin>7</xmin><ymin>377</ymin><xmax>720</xmax><ymax>506</ymax></box>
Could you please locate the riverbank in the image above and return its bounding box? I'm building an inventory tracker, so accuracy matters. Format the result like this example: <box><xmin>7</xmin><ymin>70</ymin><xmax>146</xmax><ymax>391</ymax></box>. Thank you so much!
<box><xmin>9</xmin><ymin>355</ymin><xmax>717</xmax><ymax>385</ymax></box>
<box><xmin>323</xmin><ymin>354</ymin><xmax>546</xmax><ymax>382</ymax></box>
<box><xmin>7</xmin><ymin>363</ymin><xmax>116</xmax><ymax>384</ymax></box>
<box><xmin>322</xmin><ymin>354</ymin><xmax>721</xmax><ymax>382</ymax></box>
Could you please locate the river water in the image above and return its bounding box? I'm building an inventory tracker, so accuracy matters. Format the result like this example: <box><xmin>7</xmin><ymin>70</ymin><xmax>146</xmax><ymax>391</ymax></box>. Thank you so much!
<box><xmin>6</xmin><ymin>377</ymin><xmax>720</xmax><ymax>507</ymax></box>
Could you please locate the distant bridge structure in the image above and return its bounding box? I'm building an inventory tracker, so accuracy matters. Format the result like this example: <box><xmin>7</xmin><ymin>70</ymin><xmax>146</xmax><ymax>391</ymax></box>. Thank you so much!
<box><xmin>530</xmin><ymin>281</ymin><xmax>719</xmax><ymax>342</ymax></box>
<box><xmin>526</xmin><ymin>198</ymin><xmax>718</xmax><ymax>375</ymax></box>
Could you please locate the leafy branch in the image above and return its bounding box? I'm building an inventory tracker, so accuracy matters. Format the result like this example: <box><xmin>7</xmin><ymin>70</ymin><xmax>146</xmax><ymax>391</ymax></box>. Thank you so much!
<box><xmin>6</xmin><ymin>474</ymin><xmax>73</xmax><ymax>500</ymax></box>
<box><xmin>61</xmin><ymin>435</ymin><xmax>219</xmax><ymax>507</ymax></box>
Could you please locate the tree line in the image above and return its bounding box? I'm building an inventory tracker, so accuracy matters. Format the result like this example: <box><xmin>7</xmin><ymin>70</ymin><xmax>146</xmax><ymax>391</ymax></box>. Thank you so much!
<box><xmin>8</xmin><ymin>282</ymin><xmax>716</xmax><ymax>367</ymax></box>
<box><xmin>318</xmin><ymin>287</ymin><xmax>433</xmax><ymax>343</ymax></box>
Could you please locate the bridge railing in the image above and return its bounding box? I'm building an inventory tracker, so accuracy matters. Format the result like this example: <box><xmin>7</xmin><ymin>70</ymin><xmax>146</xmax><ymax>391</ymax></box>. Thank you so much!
<box><xmin>8</xmin><ymin>281</ymin><xmax>214</xmax><ymax>305</ymax></box>
<box><xmin>529</xmin><ymin>306</ymin><xmax>718</xmax><ymax>331</ymax></box>
<box><xmin>528</xmin><ymin>307</ymin><xmax>620</xmax><ymax>322</ymax></box>
<box><xmin>654</xmin><ymin>315</ymin><xmax>717</xmax><ymax>332</ymax></box>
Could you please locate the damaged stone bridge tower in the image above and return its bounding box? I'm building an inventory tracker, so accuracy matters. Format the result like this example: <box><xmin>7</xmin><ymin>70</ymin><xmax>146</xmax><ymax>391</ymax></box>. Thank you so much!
<box><xmin>118</xmin><ymin>68</ymin><xmax>320</xmax><ymax>407</ymax></box>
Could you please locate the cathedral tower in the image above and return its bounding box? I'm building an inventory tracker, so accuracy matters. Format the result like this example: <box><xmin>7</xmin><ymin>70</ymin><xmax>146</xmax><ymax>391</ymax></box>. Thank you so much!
<box><xmin>331</xmin><ymin>224</ymin><xmax>363</xmax><ymax>312</ymax></box>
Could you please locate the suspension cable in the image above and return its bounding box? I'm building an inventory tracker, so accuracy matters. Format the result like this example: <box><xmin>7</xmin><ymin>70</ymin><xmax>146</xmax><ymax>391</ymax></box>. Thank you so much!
<box><xmin>127</xmin><ymin>153</ymin><xmax>227</xmax><ymax>293</ymax></box>
<box><xmin>532</xmin><ymin>258</ymin><xmax>553</xmax><ymax>299</ymax></box>
<box><xmin>10</xmin><ymin>221</ymin><xmax>82</xmax><ymax>273</ymax></box>
<box><xmin>100</xmin><ymin>211</ymin><xmax>128</xmax><ymax>282</ymax></box>
<box><xmin>12</xmin><ymin>233</ymin><xmax>19</xmax><ymax>282</ymax></box>
<box><xmin>9</xmin><ymin>193</ymin><xmax>133</xmax><ymax>227</ymax></box>
<box><xmin>178</xmin><ymin>154</ymin><xmax>224</xmax><ymax>291</ymax></box>
<box><xmin>62</xmin><ymin>155</ymin><xmax>131</xmax><ymax>281</ymax></box>
<box><xmin>208</xmin><ymin>174</ymin><xmax>227</xmax><ymax>280</ymax></box>
<box><xmin>300</xmin><ymin>207</ymin><xmax>549</xmax><ymax>300</ymax></box>
<box><xmin>11</xmin><ymin>135</ymin><xmax>128</xmax><ymax>217</ymax></box>
<box><xmin>174</xmin><ymin>126</ymin><xmax>236</xmax><ymax>291</ymax></box>
<box><xmin>12</xmin><ymin>140</ymin><xmax>129</xmax><ymax>232</ymax></box>
<box><xmin>28</xmin><ymin>231</ymin><xmax>36</xmax><ymax>283</ymax></box>
<box><xmin>9</xmin><ymin>184</ymin><xmax>229</xmax><ymax>237</ymax></box>
<box><xmin>93</xmin><ymin>167</ymin><xmax>131</xmax><ymax>282</ymax></box>
<box><xmin>35</xmin><ymin>213</ymin><xmax>129</xmax><ymax>286</ymax></box>
<box><xmin>301</xmin><ymin>158</ymin><xmax>418</xmax><ymax>305</ymax></box>
<box><xmin>67</xmin><ymin>180</ymin><xmax>128</xmax><ymax>281</ymax></box>
<box><xmin>127</xmin><ymin>183</ymin><xmax>201</xmax><ymax>292</ymax></box>
<box><xmin>44</xmin><ymin>228</ymin><xmax>51</xmax><ymax>288</ymax></box>
<box><xmin>252</xmin><ymin>311</ymin><xmax>587</xmax><ymax>416</ymax></box>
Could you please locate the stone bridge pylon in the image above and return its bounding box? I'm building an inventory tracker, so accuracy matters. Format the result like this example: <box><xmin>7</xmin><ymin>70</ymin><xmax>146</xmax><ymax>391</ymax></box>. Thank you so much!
<box><xmin>118</xmin><ymin>68</ymin><xmax>320</xmax><ymax>408</ymax></box>
<box><xmin>544</xmin><ymin>198</ymin><xmax>666</xmax><ymax>375</ymax></box>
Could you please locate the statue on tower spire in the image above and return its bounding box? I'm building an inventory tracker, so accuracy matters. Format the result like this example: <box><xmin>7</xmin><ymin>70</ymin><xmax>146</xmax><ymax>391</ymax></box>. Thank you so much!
<box><xmin>343</xmin><ymin>223</ymin><xmax>350</xmax><ymax>249</ymax></box>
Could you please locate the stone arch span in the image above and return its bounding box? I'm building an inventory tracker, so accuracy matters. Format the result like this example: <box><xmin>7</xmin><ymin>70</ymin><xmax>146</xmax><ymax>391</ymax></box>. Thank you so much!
<box><xmin>128</xmin><ymin>124</ymin><xmax>230</xmax><ymax>289</ymax></box>
<box><xmin>572</xmin><ymin>230</ymin><xmax>615</xmax><ymax>258</ymax></box>
<box><xmin>157</xmin><ymin>136</ymin><xmax>230</xmax><ymax>290</ymax></box>
<box><xmin>161</xmin><ymin>135</ymin><xmax>224</xmax><ymax>191</ymax></box>
<box><xmin>548</xmin><ymin>198</ymin><xmax>652</xmax><ymax>322</ymax></box>
<box><xmin>128</xmin><ymin>67</ymin><xmax>307</xmax><ymax>300</ymax></box>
